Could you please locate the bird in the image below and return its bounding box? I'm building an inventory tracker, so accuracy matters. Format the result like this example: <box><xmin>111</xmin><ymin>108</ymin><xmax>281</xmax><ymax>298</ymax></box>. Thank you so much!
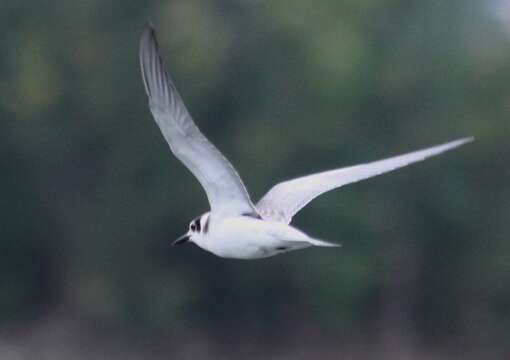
<box><xmin>139</xmin><ymin>24</ymin><xmax>473</xmax><ymax>260</ymax></box>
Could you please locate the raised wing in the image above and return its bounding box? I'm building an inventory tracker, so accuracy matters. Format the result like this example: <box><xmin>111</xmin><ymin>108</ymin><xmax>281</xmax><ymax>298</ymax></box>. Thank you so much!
<box><xmin>140</xmin><ymin>25</ymin><xmax>257</xmax><ymax>216</ymax></box>
<box><xmin>257</xmin><ymin>138</ymin><xmax>473</xmax><ymax>223</ymax></box>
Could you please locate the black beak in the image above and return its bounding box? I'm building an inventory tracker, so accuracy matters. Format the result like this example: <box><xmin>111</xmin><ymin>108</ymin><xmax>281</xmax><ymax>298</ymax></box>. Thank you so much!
<box><xmin>172</xmin><ymin>233</ymin><xmax>190</xmax><ymax>246</ymax></box>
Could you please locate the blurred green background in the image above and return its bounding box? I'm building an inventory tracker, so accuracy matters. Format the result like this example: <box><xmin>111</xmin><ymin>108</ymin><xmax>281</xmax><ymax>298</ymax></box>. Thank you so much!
<box><xmin>1</xmin><ymin>0</ymin><xmax>509</xmax><ymax>359</ymax></box>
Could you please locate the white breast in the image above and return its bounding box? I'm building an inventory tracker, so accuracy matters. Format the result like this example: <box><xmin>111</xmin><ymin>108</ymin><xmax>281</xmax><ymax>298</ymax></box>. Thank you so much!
<box><xmin>192</xmin><ymin>216</ymin><xmax>311</xmax><ymax>259</ymax></box>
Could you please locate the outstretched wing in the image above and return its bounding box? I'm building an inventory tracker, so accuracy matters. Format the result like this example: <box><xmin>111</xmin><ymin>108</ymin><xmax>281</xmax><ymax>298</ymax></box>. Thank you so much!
<box><xmin>257</xmin><ymin>138</ymin><xmax>473</xmax><ymax>223</ymax></box>
<box><xmin>140</xmin><ymin>24</ymin><xmax>257</xmax><ymax>216</ymax></box>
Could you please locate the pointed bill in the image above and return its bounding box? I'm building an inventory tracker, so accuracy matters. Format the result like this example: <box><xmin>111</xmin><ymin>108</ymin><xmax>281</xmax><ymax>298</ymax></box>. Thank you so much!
<box><xmin>173</xmin><ymin>233</ymin><xmax>190</xmax><ymax>246</ymax></box>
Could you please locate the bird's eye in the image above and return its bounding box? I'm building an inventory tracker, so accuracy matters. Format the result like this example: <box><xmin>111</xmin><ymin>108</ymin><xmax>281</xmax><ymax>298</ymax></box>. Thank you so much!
<box><xmin>190</xmin><ymin>223</ymin><xmax>196</xmax><ymax>231</ymax></box>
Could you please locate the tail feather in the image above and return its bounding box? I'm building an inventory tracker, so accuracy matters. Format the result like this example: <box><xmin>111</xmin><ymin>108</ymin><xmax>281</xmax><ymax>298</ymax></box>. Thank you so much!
<box><xmin>307</xmin><ymin>238</ymin><xmax>341</xmax><ymax>247</ymax></box>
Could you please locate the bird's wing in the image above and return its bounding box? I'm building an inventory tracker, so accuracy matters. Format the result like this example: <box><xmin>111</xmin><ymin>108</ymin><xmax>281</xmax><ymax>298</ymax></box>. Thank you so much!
<box><xmin>256</xmin><ymin>138</ymin><xmax>473</xmax><ymax>223</ymax></box>
<box><xmin>140</xmin><ymin>25</ymin><xmax>257</xmax><ymax>216</ymax></box>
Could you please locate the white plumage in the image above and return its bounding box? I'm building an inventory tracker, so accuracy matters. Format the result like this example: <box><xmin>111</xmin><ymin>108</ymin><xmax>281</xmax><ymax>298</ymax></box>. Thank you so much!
<box><xmin>139</xmin><ymin>24</ymin><xmax>472</xmax><ymax>260</ymax></box>
<box><xmin>256</xmin><ymin>138</ymin><xmax>471</xmax><ymax>224</ymax></box>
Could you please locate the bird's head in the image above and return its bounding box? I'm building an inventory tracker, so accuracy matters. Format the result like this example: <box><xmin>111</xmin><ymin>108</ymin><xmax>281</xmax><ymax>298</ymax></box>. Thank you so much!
<box><xmin>173</xmin><ymin>212</ymin><xmax>211</xmax><ymax>246</ymax></box>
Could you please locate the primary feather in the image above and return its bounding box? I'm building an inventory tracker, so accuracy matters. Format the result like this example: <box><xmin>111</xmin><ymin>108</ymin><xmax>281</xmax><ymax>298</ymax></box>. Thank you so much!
<box><xmin>257</xmin><ymin>138</ymin><xmax>473</xmax><ymax>224</ymax></box>
<box><xmin>139</xmin><ymin>24</ymin><xmax>257</xmax><ymax>217</ymax></box>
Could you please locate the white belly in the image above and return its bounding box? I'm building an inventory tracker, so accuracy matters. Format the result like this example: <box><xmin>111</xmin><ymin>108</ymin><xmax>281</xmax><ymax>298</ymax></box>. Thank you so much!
<box><xmin>192</xmin><ymin>216</ymin><xmax>312</xmax><ymax>259</ymax></box>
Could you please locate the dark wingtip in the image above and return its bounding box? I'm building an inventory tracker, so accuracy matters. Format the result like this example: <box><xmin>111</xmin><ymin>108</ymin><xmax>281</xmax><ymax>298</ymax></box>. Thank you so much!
<box><xmin>144</xmin><ymin>21</ymin><xmax>155</xmax><ymax>31</ymax></box>
<box><xmin>140</xmin><ymin>22</ymin><xmax>158</xmax><ymax>55</ymax></box>
<box><xmin>141</xmin><ymin>21</ymin><xmax>156</xmax><ymax>42</ymax></box>
<box><xmin>139</xmin><ymin>22</ymin><xmax>159</xmax><ymax>98</ymax></box>
<box><xmin>139</xmin><ymin>22</ymin><xmax>175</xmax><ymax>109</ymax></box>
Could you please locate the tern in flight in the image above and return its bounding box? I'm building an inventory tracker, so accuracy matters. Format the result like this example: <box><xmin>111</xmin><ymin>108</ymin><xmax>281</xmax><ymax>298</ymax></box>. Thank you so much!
<box><xmin>139</xmin><ymin>25</ymin><xmax>472</xmax><ymax>259</ymax></box>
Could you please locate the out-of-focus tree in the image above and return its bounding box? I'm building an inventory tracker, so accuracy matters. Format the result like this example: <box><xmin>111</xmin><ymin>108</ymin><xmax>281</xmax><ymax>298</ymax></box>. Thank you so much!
<box><xmin>0</xmin><ymin>0</ymin><xmax>509</xmax><ymax>358</ymax></box>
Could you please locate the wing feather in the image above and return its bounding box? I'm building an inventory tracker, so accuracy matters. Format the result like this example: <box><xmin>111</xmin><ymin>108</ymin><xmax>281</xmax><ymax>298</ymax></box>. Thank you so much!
<box><xmin>257</xmin><ymin>138</ymin><xmax>473</xmax><ymax>223</ymax></box>
<box><xmin>140</xmin><ymin>25</ymin><xmax>257</xmax><ymax>216</ymax></box>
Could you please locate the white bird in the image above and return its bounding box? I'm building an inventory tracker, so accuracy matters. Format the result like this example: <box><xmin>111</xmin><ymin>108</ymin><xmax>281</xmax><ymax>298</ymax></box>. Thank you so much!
<box><xmin>139</xmin><ymin>25</ymin><xmax>472</xmax><ymax>260</ymax></box>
